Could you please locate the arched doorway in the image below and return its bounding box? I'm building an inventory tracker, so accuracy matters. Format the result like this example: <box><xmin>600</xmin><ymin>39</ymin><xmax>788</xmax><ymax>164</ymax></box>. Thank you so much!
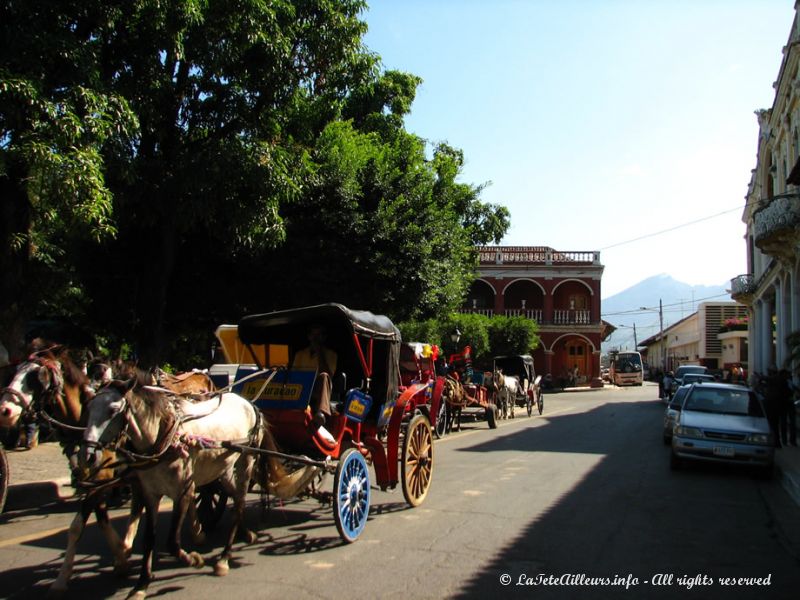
<box><xmin>550</xmin><ymin>335</ymin><xmax>594</xmax><ymax>385</ymax></box>
<box><xmin>565</xmin><ymin>339</ymin><xmax>590</xmax><ymax>382</ymax></box>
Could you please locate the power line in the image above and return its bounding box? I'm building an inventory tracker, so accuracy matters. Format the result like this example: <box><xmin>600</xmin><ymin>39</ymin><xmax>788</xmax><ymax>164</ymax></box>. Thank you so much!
<box><xmin>599</xmin><ymin>202</ymin><xmax>756</xmax><ymax>251</ymax></box>
<box><xmin>601</xmin><ymin>293</ymin><xmax>731</xmax><ymax>318</ymax></box>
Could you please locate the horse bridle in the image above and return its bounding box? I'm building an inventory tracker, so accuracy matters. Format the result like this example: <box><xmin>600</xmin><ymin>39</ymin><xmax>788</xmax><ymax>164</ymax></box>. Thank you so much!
<box><xmin>0</xmin><ymin>354</ymin><xmax>66</xmax><ymax>423</ymax></box>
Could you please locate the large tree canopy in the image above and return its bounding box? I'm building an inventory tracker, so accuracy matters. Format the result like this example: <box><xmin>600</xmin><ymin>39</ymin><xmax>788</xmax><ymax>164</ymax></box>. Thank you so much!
<box><xmin>0</xmin><ymin>1</ymin><xmax>510</xmax><ymax>366</ymax></box>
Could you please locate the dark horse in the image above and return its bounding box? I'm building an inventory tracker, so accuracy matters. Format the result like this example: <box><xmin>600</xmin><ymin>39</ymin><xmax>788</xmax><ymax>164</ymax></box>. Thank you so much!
<box><xmin>0</xmin><ymin>341</ymin><xmax>138</xmax><ymax>596</ymax></box>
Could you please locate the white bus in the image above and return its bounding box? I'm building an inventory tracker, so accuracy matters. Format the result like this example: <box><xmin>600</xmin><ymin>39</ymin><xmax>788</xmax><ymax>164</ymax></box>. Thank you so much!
<box><xmin>609</xmin><ymin>351</ymin><xmax>643</xmax><ymax>386</ymax></box>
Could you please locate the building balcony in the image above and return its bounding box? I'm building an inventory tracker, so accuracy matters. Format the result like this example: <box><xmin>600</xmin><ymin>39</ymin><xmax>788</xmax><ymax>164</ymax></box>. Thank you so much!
<box><xmin>729</xmin><ymin>274</ymin><xmax>756</xmax><ymax>305</ymax></box>
<box><xmin>458</xmin><ymin>307</ymin><xmax>598</xmax><ymax>327</ymax></box>
<box><xmin>504</xmin><ymin>308</ymin><xmax>543</xmax><ymax>321</ymax></box>
<box><xmin>553</xmin><ymin>309</ymin><xmax>591</xmax><ymax>325</ymax></box>
<box><xmin>753</xmin><ymin>193</ymin><xmax>800</xmax><ymax>261</ymax></box>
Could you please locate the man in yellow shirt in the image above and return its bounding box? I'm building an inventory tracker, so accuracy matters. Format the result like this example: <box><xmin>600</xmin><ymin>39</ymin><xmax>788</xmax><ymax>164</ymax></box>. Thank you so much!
<box><xmin>292</xmin><ymin>325</ymin><xmax>338</xmax><ymax>429</ymax></box>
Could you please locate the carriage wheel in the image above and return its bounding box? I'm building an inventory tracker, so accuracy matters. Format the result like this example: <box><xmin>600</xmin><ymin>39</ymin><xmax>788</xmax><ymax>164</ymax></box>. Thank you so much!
<box><xmin>402</xmin><ymin>414</ymin><xmax>433</xmax><ymax>507</ymax></box>
<box><xmin>537</xmin><ymin>392</ymin><xmax>544</xmax><ymax>415</ymax></box>
<box><xmin>433</xmin><ymin>399</ymin><xmax>447</xmax><ymax>439</ymax></box>
<box><xmin>0</xmin><ymin>448</ymin><xmax>8</xmax><ymax>514</ymax></box>
<box><xmin>196</xmin><ymin>481</ymin><xmax>229</xmax><ymax>533</ymax></box>
<box><xmin>333</xmin><ymin>448</ymin><xmax>371</xmax><ymax>543</ymax></box>
<box><xmin>486</xmin><ymin>404</ymin><xmax>498</xmax><ymax>429</ymax></box>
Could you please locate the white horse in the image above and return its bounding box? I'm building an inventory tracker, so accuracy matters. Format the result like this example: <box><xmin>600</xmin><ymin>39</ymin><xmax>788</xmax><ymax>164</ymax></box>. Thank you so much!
<box><xmin>493</xmin><ymin>368</ymin><xmax>522</xmax><ymax>419</ymax></box>
<box><xmin>80</xmin><ymin>376</ymin><xmax>284</xmax><ymax>600</ymax></box>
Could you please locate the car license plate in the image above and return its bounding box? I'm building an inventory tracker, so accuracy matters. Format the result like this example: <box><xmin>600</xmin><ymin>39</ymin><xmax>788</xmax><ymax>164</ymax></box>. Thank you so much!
<box><xmin>713</xmin><ymin>446</ymin><xmax>735</xmax><ymax>457</ymax></box>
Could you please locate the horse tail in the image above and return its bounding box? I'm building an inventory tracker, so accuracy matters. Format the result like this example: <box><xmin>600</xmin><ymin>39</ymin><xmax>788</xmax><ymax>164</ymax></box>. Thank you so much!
<box><xmin>257</xmin><ymin>421</ymin><xmax>287</xmax><ymax>486</ymax></box>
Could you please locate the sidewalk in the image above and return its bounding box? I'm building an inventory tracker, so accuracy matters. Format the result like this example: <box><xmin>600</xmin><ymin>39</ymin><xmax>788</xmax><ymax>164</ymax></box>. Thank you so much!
<box><xmin>776</xmin><ymin>443</ymin><xmax>800</xmax><ymax>506</ymax></box>
<box><xmin>2</xmin><ymin>442</ymin><xmax>74</xmax><ymax>512</ymax></box>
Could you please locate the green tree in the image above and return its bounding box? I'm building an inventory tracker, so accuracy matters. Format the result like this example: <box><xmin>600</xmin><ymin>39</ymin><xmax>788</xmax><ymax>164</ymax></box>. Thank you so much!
<box><xmin>1</xmin><ymin>0</ymin><xmax>376</xmax><ymax>363</ymax></box>
<box><xmin>487</xmin><ymin>316</ymin><xmax>540</xmax><ymax>358</ymax></box>
<box><xmin>0</xmin><ymin>1</ymin><xmax>139</xmax><ymax>355</ymax></box>
<box><xmin>261</xmin><ymin>71</ymin><xmax>509</xmax><ymax>322</ymax></box>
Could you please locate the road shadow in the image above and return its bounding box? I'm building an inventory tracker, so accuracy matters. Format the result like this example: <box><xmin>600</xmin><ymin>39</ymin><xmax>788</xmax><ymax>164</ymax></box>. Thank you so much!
<box><xmin>450</xmin><ymin>398</ymin><xmax>800</xmax><ymax>600</ymax></box>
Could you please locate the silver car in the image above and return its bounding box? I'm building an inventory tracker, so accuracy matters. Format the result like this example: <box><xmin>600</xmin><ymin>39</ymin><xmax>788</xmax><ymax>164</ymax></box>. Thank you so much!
<box><xmin>662</xmin><ymin>384</ymin><xmax>691</xmax><ymax>444</ymax></box>
<box><xmin>670</xmin><ymin>382</ymin><xmax>774</xmax><ymax>476</ymax></box>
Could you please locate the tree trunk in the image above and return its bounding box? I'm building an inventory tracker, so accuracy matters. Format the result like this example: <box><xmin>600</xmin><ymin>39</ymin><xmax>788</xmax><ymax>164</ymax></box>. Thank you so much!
<box><xmin>0</xmin><ymin>159</ymin><xmax>33</xmax><ymax>361</ymax></box>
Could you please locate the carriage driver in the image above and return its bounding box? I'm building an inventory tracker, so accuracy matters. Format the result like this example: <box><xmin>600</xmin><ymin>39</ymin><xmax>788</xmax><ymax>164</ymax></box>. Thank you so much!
<box><xmin>292</xmin><ymin>325</ymin><xmax>338</xmax><ymax>437</ymax></box>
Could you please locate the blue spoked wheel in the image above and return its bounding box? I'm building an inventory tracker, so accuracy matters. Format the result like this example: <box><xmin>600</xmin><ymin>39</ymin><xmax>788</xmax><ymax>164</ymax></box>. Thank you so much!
<box><xmin>333</xmin><ymin>448</ymin><xmax>371</xmax><ymax>543</ymax></box>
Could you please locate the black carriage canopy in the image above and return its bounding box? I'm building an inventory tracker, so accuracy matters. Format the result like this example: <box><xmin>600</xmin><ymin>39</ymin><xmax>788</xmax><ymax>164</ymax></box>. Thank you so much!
<box><xmin>493</xmin><ymin>355</ymin><xmax>536</xmax><ymax>381</ymax></box>
<box><xmin>237</xmin><ymin>303</ymin><xmax>401</xmax><ymax>408</ymax></box>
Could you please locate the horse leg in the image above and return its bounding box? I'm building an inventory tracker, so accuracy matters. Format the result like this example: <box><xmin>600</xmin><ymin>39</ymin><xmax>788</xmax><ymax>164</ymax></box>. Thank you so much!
<box><xmin>129</xmin><ymin>495</ymin><xmax>159</xmax><ymax>600</ymax></box>
<box><xmin>215</xmin><ymin>458</ymin><xmax>255</xmax><ymax>577</ymax></box>
<box><xmin>48</xmin><ymin>496</ymin><xmax>95</xmax><ymax>597</ymax></box>
<box><xmin>166</xmin><ymin>481</ymin><xmax>204</xmax><ymax>569</ymax></box>
<box><xmin>122</xmin><ymin>489</ymin><xmax>144</xmax><ymax>559</ymax></box>
<box><xmin>94</xmin><ymin>497</ymin><xmax>130</xmax><ymax>575</ymax></box>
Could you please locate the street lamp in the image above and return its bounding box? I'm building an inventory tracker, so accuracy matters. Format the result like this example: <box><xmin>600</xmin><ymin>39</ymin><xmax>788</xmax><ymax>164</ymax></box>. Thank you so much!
<box><xmin>640</xmin><ymin>301</ymin><xmax>665</xmax><ymax>372</ymax></box>
<box><xmin>450</xmin><ymin>328</ymin><xmax>461</xmax><ymax>345</ymax></box>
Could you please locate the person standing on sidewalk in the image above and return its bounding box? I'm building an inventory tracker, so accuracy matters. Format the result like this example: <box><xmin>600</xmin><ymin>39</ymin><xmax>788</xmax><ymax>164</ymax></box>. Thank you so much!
<box><xmin>779</xmin><ymin>369</ymin><xmax>798</xmax><ymax>447</ymax></box>
<box><xmin>761</xmin><ymin>367</ymin><xmax>784</xmax><ymax>448</ymax></box>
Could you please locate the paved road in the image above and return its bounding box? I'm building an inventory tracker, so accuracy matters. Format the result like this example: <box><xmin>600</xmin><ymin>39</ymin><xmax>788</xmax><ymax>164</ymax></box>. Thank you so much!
<box><xmin>1</xmin><ymin>383</ymin><xmax>799</xmax><ymax>599</ymax></box>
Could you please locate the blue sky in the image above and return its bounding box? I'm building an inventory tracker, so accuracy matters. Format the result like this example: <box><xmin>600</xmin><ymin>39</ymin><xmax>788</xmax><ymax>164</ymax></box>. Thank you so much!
<box><xmin>363</xmin><ymin>0</ymin><xmax>794</xmax><ymax>299</ymax></box>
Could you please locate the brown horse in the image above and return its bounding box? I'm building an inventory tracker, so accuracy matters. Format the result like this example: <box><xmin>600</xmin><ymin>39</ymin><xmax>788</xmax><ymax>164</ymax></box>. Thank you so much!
<box><xmin>0</xmin><ymin>342</ymin><xmax>137</xmax><ymax>596</ymax></box>
<box><xmin>442</xmin><ymin>376</ymin><xmax>466</xmax><ymax>432</ymax></box>
<box><xmin>152</xmin><ymin>366</ymin><xmax>216</xmax><ymax>395</ymax></box>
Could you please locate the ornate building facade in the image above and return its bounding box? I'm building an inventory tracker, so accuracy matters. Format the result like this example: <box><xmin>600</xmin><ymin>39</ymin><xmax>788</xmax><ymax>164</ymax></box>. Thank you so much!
<box><xmin>460</xmin><ymin>246</ymin><xmax>609</xmax><ymax>384</ymax></box>
<box><xmin>731</xmin><ymin>6</ymin><xmax>800</xmax><ymax>374</ymax></box>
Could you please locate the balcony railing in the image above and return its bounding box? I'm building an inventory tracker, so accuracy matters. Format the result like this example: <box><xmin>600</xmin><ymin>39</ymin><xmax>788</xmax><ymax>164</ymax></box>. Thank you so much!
<box><xmin>458</xmin><ymin>307</ymin><xmax>597</xmax><ymax>325</ymax></box>
<box><xmin>753</xmin><ymin>193</ymin><xmax>800</xmax><ymax>260</ymax></box>
<box><xmin>476</xmin><ymin>246</ymin><xmax>600</xmax><ymax>265</ymax></box>
<box><xmin>553</xmin><ymin>309</ymin><xmax>591</xmax><ymax>325</ymax></box>
<box><xmin>504</xmin><ymin>308</ymin><xmax>543</xmax><ymax>321</ymax></box>
<box><xmin>729</xmin><ymin>274</ymin><xmax>756</xmax><ymax>303</ymax></box>
<box><xmin>459</xmin><ymin>308</ymin><xmax>494</xmax><ymax>317</ymax></box>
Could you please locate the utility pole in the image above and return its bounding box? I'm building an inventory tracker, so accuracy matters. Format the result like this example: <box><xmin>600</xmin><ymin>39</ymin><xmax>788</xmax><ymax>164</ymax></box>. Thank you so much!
<box><xmin>659</xmin><ymin>299</ymin><xmax>665</xmax><ymax>372</ymax></box>
<box><xmin>633</xmin><ymin>323</ymin><xmax>638</xmax><ymax>349</ymax></box>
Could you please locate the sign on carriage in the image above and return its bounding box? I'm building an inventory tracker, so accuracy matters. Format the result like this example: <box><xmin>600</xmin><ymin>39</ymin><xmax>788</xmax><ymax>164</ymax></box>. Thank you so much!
<box><xmin>233</xmin><ymin>366</ymin><xmax>316</xmax><ymax>409</ymax></box>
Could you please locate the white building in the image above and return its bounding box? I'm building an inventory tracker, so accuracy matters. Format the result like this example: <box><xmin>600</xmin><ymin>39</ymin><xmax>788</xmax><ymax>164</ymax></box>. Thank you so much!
<box><xmin>731</xmin><ymin>4</ymin><xmax>800</xmax><ymax>375</ymax></box>
<box><xmin>639</xmin><ymin>302</ymin><xmax>748</xmax><ymax>373</ymax></box>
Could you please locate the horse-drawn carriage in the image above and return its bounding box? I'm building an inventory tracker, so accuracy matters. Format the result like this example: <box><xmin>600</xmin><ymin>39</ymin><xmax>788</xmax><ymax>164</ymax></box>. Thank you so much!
<box><xmin>399</xmin><ymin>342</ymin><xmax>447</xmax><ymax>438</ymax></box>
<box><xmin>210</xmin><ymin>303</ymin><xmax>435</xmax><ymax>542</ymax></box>
<box><xmin>443</xmin><ymin>346</ymin><xmax>499</xmax><ymax>430</ymax></box>
<box><xmin>493</xmin><ymin>354</ymin><xmax>543</xmax><ymax>417</ymax></box>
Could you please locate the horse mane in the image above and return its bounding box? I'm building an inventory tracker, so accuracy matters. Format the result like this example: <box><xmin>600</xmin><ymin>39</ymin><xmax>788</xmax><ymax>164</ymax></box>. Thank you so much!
<box><xmin>108</xmin><ymin>370</ymin><xmax>173</xmax><ymax>421</ymax></box>
<box><xmin>28</xmin><ymin>338</ymin><xmax>90</xmax><ymax>389</ymax></box>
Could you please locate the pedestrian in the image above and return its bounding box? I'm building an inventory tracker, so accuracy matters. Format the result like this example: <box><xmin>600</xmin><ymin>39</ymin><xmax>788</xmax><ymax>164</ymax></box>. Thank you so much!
<box><xmin>662</xmin><ymin>370</ymin><xmax>675</xmax><ymax>400</ymax></box>
<box><xmin>778</xmin><ymin>369</ymin><xmax>797</xmax><ymax>447</ymax></box>
<box><xmin>761</xmin><ymin>367</ymin><xmax>784</xmax><ymax>448</ymax></box>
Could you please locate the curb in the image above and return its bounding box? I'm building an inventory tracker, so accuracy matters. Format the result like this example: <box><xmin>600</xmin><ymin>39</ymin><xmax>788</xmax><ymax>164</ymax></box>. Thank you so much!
<box><xmin>776</xmin><ymin>457</ymin><xmax>800</xmax><ymax>508</ymax></box>
<box><xmin>4</xmin><ymin>477</ymin><xmax>75</xmax><ymax>512</ymax></box>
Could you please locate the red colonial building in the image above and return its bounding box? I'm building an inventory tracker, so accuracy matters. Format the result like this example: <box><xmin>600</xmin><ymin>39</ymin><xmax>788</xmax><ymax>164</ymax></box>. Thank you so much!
<box><xmin>461</xmin><ymin>246</ymin><xmax>610</xmax><ymax>385</ymax></box>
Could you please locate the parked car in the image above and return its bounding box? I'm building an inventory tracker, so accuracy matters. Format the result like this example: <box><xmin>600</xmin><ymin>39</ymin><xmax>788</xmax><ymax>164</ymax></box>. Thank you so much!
<box><xmin>670</xmin><ymin>382</ymin><xmax>774</xmax><ymax>476</ymax></box>
<box><xmin>662</xmin><ymin>384</ymin><xmax>691</xmax><ymax>443</ymax></box>
<box><xmin>681</xmin><ymin>373</ymin><xmax>716</xmax><ymax>385</ymax></box>
<box><xmin>673</xmin><ymin>365</ymin><xmax>708</xmax><ymax>387</ymax></box>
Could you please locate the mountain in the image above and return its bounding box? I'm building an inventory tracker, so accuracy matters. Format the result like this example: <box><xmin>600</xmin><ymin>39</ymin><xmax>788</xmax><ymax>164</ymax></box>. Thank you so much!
<box><xmin>601</xmin><ymin>274</ymin><xmax>731</xmax><ymax>353</ymax></box>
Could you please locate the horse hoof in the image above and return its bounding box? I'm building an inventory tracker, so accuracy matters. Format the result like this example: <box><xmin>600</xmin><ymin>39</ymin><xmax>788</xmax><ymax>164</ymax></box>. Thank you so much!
<box><xmin>243</xmin><ymin>530</ymin><xmax>257</xmax><ymax>544</ymax></box>
<box><xmin>214</xmin><ymin>560</ymin><xmax>230</xmax><ymax>577</ymax></box>
<box><xmin>189</xmin><ymin>551</ymin><xmax>205</xmax><ymax>569</ymax></box>
<box><xmin>127</xmin><ymin>590</ymin><xmax>147</xmax><ymax>600</ymax></box>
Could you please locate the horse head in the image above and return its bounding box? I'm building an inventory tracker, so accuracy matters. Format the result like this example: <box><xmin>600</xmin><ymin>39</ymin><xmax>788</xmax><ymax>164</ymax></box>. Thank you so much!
<box><xmin>81</xmin><ymin>374</ymin><xmax>174</xmax><ymax>471</ymax></box>
<box><xmin>0</xmin><ymin>351</ymin><xmax>65</xmax><ymax>428</ymax></box>
<box><xmin>80</xmin><ymin>378</ymin><xmax>137</xmax><ymax>471</ymax></box>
